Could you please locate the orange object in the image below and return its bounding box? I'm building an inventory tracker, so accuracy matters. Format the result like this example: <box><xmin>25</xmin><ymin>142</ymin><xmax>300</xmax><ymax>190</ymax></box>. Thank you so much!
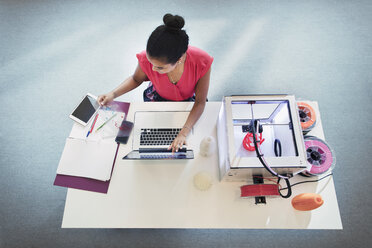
<box><xmin>291</xmin><ymin>193</ymin><xmax>324</xmax><ymax>211</ymax></box>
<box><xmin>297</xmin><ymin>102</ymin><xmax>316</xmax><ymax>130</ymax></box>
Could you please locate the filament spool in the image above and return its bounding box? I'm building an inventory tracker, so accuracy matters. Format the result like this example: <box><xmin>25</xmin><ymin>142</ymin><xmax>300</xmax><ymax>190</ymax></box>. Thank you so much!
<box><xmin>297</xmin><ymin>102</ymin><xmax>316</xmax><ymax>134</ymax></box>
<box><xmin>300</xmin><ymin>136</ymin><xmax>336</xmax><ymax>177</ymax></box>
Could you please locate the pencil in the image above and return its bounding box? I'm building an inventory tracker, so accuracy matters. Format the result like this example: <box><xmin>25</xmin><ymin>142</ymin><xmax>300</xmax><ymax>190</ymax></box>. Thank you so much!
<box><xmin>86</xmin><ymin>113</ymin><xmax>99</xmax><ymax>137</ymax></box>
<box><xmin>95</xmin><ymin>113</ymin><xmax>117</xmax><ymax>132</ymax></box>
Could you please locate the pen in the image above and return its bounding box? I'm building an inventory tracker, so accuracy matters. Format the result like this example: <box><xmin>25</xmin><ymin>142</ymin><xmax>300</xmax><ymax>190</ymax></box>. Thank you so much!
<box><xmin>86</xmin><ymin>113</ymin><xmax>99</xmax><ymax>137</ymax></box>
<box><xmin>95</xmin><ymin>113</ymin><xmax>117</xmax><ymax>133</ymax></box>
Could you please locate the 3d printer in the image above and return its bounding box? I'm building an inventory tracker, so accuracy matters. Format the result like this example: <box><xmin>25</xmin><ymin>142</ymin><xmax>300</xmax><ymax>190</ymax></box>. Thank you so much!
<box><xmin>217</xmin><ymin>95</ymin><xmax>309</xmax><ymax>182</ymax></box>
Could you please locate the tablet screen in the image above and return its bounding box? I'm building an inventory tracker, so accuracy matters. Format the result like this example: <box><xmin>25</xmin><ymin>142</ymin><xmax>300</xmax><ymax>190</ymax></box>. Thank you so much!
<box><xmin>71</xmin><ymin>95</ymin><xmax>100</xmax><ymax>123</ymax></box>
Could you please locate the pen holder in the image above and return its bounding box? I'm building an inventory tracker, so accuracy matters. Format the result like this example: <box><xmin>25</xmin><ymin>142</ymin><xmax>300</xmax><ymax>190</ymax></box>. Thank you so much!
<box><xmin>199</xmin><ymin>136</ymin><xmax>216</xmax><ymax>157</ymax></box>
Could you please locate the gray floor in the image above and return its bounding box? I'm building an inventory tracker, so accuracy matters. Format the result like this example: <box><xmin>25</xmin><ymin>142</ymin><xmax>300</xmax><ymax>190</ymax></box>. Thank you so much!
<box><xmin>1</xmin><ymin>0</ymin><xmax>371</xmax><ymax>247</ymax></box>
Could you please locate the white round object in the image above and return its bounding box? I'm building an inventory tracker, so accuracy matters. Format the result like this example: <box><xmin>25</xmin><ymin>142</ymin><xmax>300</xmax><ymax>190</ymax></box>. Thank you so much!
<box><xmin>193</xmin><ymin>172</ymin><xmax>213</xmax><ymax>191</ymax></box>
<box><xmin>199</xmin><ymin>136</ymin><xmax>216</xmax><ymax>157</ymax></box>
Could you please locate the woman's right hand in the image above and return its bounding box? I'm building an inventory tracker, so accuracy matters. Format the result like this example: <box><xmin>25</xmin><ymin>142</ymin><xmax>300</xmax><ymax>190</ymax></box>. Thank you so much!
<box><xmin>97</xmin><ymin>92</ymin><xmax>115</xmax><ymax>106</ymax></box>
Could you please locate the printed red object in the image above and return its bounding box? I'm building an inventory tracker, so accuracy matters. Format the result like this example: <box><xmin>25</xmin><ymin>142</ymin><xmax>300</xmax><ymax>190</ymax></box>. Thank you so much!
<box><xmin>243</xmin><ymin>132</ymin><xmax>265</xmax><ymax>151</ymax></box>
<box><xmin>291</xmin><ymin>193</ymin><xmax>324</xmax><ymax>211</ymax></box>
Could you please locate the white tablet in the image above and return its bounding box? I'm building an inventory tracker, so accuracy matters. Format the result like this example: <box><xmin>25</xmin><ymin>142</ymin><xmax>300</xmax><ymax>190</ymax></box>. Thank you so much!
<box><xmin>69</xmin><ymin>93</ymin><xmax>100</xmax><ymax>126</ymax></box>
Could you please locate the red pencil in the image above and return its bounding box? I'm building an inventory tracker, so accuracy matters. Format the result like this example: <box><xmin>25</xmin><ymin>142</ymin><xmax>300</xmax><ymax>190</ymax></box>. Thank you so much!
<box><xmin>90</xmin><ymin>114</ymin><xmax>99</xmax><ymax>132</ymax></box>
<box><xmin>86</xmin><ymin>114</ymin><xmax>99</xmax><ymax>137</ymax></box>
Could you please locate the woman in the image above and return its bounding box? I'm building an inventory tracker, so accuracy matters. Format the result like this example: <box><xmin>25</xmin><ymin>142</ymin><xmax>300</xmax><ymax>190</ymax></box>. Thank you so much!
<box><xmin>98</xmin><ymin>13</ymin><xmax>213</xmax><ymax>152</ymax></box>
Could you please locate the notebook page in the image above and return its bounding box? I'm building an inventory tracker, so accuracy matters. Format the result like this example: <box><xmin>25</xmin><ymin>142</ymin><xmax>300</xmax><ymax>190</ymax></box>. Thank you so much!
<box><xmin>57</xmin><ymin>138</ymin><xmax>117</xmax><ymax>181</ymax></box>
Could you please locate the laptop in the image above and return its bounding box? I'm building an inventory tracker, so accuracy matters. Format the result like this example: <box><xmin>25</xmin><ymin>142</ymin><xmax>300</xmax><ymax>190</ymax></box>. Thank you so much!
<box><xmin>123</xmin><ymin>111</ymin><xmax>194</xmax><ymax>159</ymax></box>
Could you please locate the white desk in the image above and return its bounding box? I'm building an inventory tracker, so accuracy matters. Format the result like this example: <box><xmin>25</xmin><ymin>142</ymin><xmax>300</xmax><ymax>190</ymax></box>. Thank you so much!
<box><xmin>62</xmin><ymin>102</ymin><xmax>342</xmax><ymax>229</ymax></box>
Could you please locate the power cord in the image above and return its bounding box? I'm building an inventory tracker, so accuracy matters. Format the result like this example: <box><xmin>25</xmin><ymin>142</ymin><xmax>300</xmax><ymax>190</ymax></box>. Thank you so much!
<box><xmin>250</xmin><ymin>119</ymin><xmax>293</xmax><ymax>198</ymax></box>
<box><xmin>279</xmin><ymin>173</ymin><xmax>333</xmax><ymax>191</ymax></box>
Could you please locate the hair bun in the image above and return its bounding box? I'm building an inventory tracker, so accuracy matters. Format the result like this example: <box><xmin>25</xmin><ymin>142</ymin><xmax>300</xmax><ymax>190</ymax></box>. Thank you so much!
<box><xmin>163</xmin><ymin>13</ymin><xmax>185</xmax><ymax>30</ymax></box>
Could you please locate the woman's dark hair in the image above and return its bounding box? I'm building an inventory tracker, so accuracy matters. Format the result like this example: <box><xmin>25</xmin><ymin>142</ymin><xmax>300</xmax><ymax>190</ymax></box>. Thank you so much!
<box><xmin>146</xmin><ymin>13</ymin><xmax>189</xmax><ymax>64</ymax></box>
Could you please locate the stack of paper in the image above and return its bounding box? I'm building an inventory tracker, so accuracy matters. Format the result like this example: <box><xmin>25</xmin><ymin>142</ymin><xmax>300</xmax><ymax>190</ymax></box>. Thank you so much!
<box><xmin>57</xmin><ymin>138</ymin><xmax>117</xmax><ymax>181</ymax></box>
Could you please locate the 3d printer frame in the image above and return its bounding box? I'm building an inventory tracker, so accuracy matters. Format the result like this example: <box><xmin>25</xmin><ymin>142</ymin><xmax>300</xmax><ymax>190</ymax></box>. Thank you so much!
<box><xmin>217</xmin><ymin>95</ymin><xmax>308</xmax><ymax>182</ymax></box>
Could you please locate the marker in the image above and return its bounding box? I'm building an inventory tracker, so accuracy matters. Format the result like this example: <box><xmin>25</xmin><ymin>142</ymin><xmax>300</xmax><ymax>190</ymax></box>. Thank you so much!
<box><xmin>86</xmin><ymin>113</ymin><xmax>99</xmax><ymax>137</ymax></box>
<box><xmin>95</xmin><ymin>113</ymin><xmax>117</xmax><ymax>133</ymax></box>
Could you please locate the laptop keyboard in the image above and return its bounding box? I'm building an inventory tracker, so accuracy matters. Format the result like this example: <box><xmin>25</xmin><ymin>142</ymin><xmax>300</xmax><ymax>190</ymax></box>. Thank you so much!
<box><xmin>140</xmin><ymin>128</ymin><xmax>182</xmax><ymax>146</ymax></box>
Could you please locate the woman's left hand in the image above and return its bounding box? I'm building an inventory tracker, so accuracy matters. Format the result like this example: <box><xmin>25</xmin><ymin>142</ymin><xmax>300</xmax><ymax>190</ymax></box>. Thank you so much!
<box><xmin>168</xmin><ymin>127</ymin><xmax>190</xmax><ymax>153</ymax></box>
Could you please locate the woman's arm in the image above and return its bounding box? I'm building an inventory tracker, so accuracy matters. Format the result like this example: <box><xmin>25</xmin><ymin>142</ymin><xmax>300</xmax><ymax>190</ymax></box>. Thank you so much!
<box><xmin>97</xmin><ymin>63</ymin><xmax>148</xmax><ymax>105</ymax></box>
<box><xmin>169</xmin><ymin>67</ymin><xmax>211</xmax><ymax>152</ymax></box>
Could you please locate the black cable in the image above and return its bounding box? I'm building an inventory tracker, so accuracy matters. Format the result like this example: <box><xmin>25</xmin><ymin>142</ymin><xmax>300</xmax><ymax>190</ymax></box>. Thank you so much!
<box><xmin>250</xmin><ymin>118</ymin><xmax>292</xmax><ymax>198</ymax></box>
<box><xmin>278</xmin><ymin>178</ymin><xmax>292</xmax><ymax>198</ymax></box>
<box><xmin>251</xmin><ymin>119</ymin><xmax>290</xmax><ymax>180</ymax></box>
<box><xmin>279</xmin><ymin>173</ymin><xmax>333</xmax><ymax>191</ymax></box>
<box><xmin>274</xmin><ymin>139</ymin><xmax>282</xmax><ymax>157</ymax></box>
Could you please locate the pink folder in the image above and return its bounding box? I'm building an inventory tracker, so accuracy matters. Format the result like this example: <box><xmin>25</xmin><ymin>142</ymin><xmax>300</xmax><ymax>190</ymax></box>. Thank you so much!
<box><xmin>53</xmin><ymin>144</ymin><xmax>119</xmax><ymax>193</ymax></box>
<box><xmin>54</xmin><ymin>101</ymin><xmax>130</xmax><ymax>194</ymax></box>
